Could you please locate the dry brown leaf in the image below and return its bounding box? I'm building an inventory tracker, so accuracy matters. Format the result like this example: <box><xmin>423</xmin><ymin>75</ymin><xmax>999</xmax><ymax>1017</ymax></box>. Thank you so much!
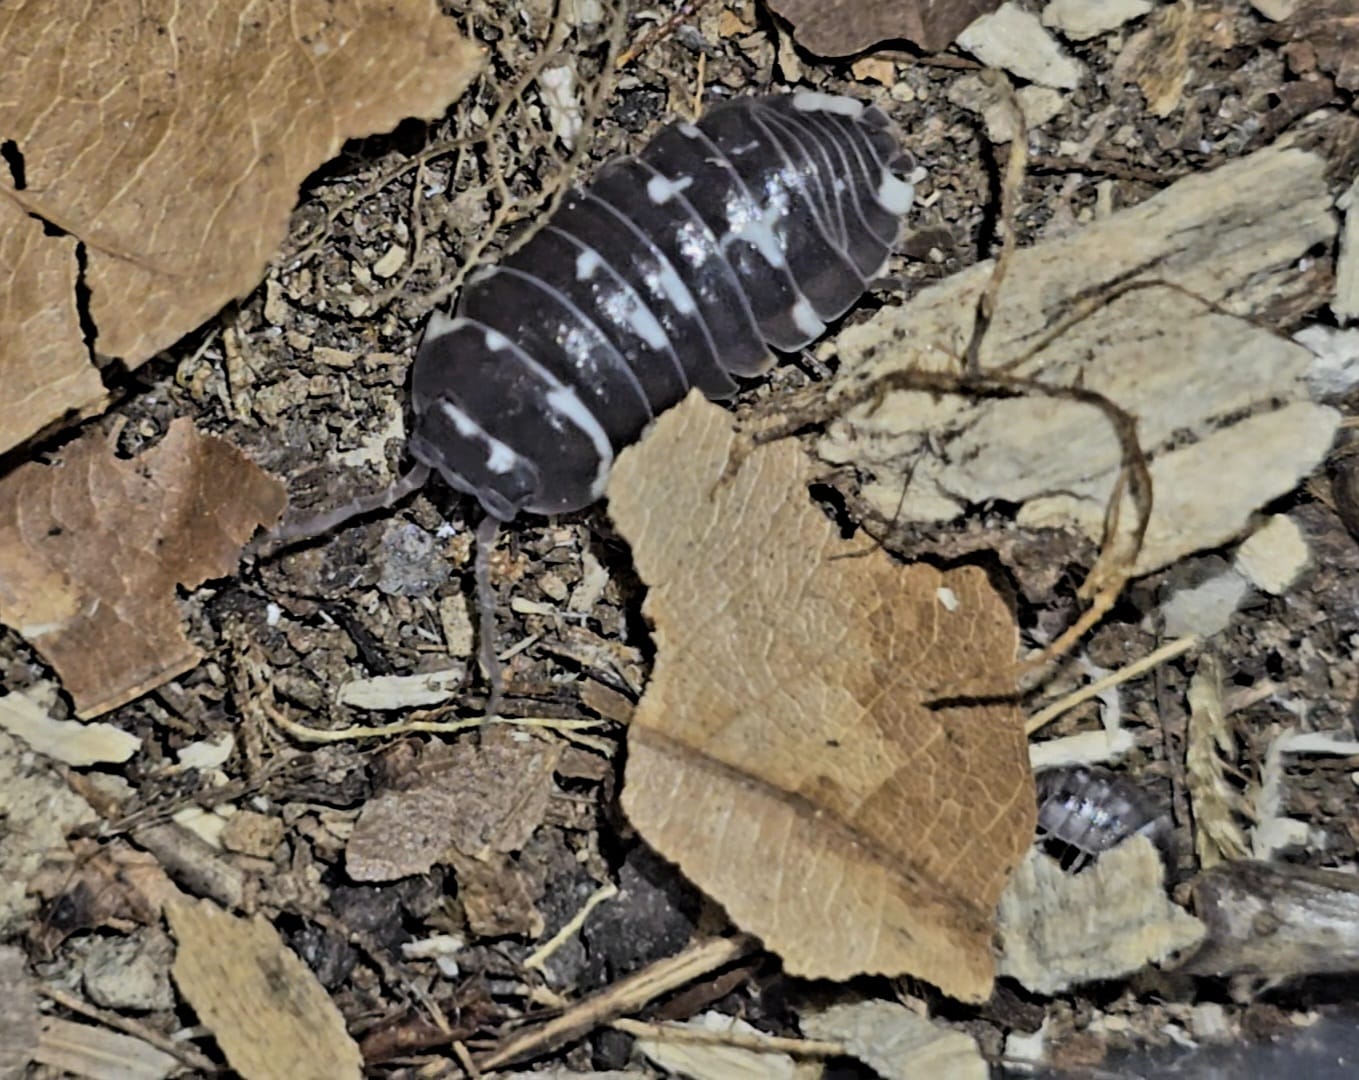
<box><xmin>1114</xmin><ymin>0</ymin><xmax>1203</xmax><ymax>116</ymax></box>
<box><xmin>0</xmin><ymin>197</ymin><xmax>107</xmax><ymax>458</ymax></box>
<box><xmin>608</xmin><ymin>393</ymin><xmax>1033</xmax><ymax>1001</ymax></box>
<box><xmin>0</xmin><ymin>419</ymin><xmax>286</xmax><ymax>717</ymax></box>
<box><xmin>0</xmin><ymin>0</ymin><xmax>482</xmax><ymax>457</ymax></box>
<box><xmin>765</xmin><ymin>0</ymin><xmax>1001</xmax><ymax>55</ymax></box>
<box><xmin>29</xmin><ymin>839</ymin><xmax>179</xmax><ymax>956</ymax></box>
<box><xmin>166</xmin><ymin>896</ymin><xmax>363</xmax><ymax>1080</ymax></box>
<box><xmin>449</xmin><ymin>849</ymin><xmax>546</xmax><ymax>938</ymax></box>
<box><xmin>346</xmin><ymin>731</ymin><xmax>561</xmax><ymax>881</ymax></box>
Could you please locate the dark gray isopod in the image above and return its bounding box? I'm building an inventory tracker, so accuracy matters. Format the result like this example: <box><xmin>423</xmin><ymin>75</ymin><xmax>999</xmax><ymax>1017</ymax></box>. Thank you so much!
<box><xmin>407</xmin><ymin>90</ymin><xmax>915</xmax><ymax>521</ymax></box>
<box><xmin>1035</xmin><ymin>765</ymin><xmax>1170</xmax><ymax>868</ymax></box>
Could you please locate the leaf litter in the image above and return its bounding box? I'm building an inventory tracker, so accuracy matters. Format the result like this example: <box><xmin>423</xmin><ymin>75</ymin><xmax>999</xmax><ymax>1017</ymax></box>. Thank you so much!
<box><xmin>3</xmin><ymin>0</ymin><xmax>1359</xmax><ymax>1074</ymax></box>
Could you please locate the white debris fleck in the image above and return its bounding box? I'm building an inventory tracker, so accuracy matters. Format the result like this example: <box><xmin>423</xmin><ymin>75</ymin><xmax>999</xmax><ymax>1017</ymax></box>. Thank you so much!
<box><xmin>337</xmin><ymin>669</ymin><xmax>465</xmax><ymax>710</ymax></box>
<box><xmin>1042</xmin><ymin>0</ymin><xmax>1154</xmax><ymax>41</ymax></box>
<box><xmin>371</xmin><ymin>243</ymin><xmax>407</xmax><ymax>279</ymax></box>
<box><xmin>957</xmin><ymin>3</ymin><xmax>1086</xmax><ymax>89</ymax></box>
<box><xmin>1296</xmin><ymin>323</ymin><xmax>1359</xmax><ymax>400</ymax></box>
<box><xmin>539</xmin><ymin>64</ymin><xmax>584</xmax><ymax>148</ymax></box>
<box><xmin>1234</xmin><ymin>514</ymin><xmax>1310</xmax><ymax>595</ymax></box>
<box><xmin>1161</xmin><ymin>568</ymin><xmax>1251</xmax><ymax>640</ymax></box>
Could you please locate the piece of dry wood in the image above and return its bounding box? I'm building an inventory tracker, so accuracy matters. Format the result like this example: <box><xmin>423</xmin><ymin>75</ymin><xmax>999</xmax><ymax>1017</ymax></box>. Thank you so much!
<box><xmin>1176</xmin><ymin>859</ymin><xmax>1359</xmax><ymax>979</ymax></box>
<box><xmin>816</xmin><ymin>127</ymin><xmax>1342</xmax><ymax>578</ymax></box>
<box><xmin>0</xmin><ymin>0</ymin><xmax>482</xmax><ymax>456</ymax></box>
<box><xmin>0</xmin><ymin>419</ymin><xmax>286</xmax><ymax>717</ymax></box>
<box><xmin>166</xmin><ymin>896</ymin><xmax>363</xmax><ymax>1080</ymax></box>
<box><xmin>609</xmin><ymin>393</ymin><xmax>1033</xmax><ymax>1001</ymax></box>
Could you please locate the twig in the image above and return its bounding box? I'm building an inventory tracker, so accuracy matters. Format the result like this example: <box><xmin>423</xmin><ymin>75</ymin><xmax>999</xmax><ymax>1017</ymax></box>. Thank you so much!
<box><xmin>477</xmin><ymin>935</ymin><xmax>758</xmax><ymax>1071</ymax></box>
<box><xmin>37</xmin><ymin>986</ymin><xmax>220</xmax><ymax>1074</ymax></box>
<box><xmin>524</xmin><ymin>881</ymin><xmax>619</xmax><ymax>971</ymax></box>
<box><xmin>1026</xmin><ymin>635</ymin><xmax>1200</xmax><ymax>736</ymax></box>
<box><xmin>609</xmin><ymin>1016</ymin><xmax>845</xmax><ymax>1057</ymax></box>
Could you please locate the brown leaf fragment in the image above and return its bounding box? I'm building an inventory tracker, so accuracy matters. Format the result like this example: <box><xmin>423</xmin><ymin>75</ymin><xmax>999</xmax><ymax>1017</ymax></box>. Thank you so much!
<box><xmin>0</xmin><ymin>196</ymin><xmax>107</xmax><ymax>457</ymax></box>
<box><xmin>0</xmin><ymin>946</ymin><xmax>38</xmax><ymax>1079</ymax></box>
<box><xmin>0</xmin><ymin>419</ymin><xmax>286</xmax><ymax>718</ymax></box>
<box><xmin>346</xmin><ymin>732</ymin><xmax>561</xmax><ymax>881</ymax></box>
<box><xmin>0</xmin><ymin>0</ymin><xmax>482</xmax><ymax>457</ymax></box>
<box><xmin>166</xmin><ymin>896</ymin><xmax>363</xmax><ymax>1080</ymax></box>
<box><xmin>765</xmin><ymin>0</ymin><xmax>1002</xmax><ymax>55</ymax></box>
<box><xmin>608</xmin><ymin>393</ymin><xmax>1034</xmax><ymax>1001</ymax></box>
<box><xmin>448</xmin><ymin>849</ymin><xmax>546</xmax><ymax>938</ymax></box>
<box><xmin>1278</xmin><ymin>0</ymin><xmax>1359</xmax><ymax>90</ymax></box>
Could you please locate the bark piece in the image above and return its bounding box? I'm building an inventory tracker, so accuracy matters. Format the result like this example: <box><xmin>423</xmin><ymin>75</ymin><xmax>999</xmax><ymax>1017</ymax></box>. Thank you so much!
<box><xmin>1178</xmin><ymin>859</ymin><xmax>1359</xmax><ymax>979</ymax></box>
<box><xmin>609</xmin><ymin>393</ymin><xmax>1033</xmax><ymax>1001</ymax></box>
<box><xmin>0</xmin><ymin>419</ymin><xmax>286</xmax><ymax>717</ymax></box>
<box><xmin>347</xmin><ymin>733</ymin><xmax>561</xmax><ymax>881</ymax></box>
<box><xmin>996</xmin><ymin>837</ymin><xmax>1205</xmax><ymax>994</ymax></box>
<box><xmin>801</xmin><ymin>1000</ymin><xmax>987</xmax><ymax>1080</ymax></box>
<box><xmin>818</xmin><ymin>134</ymin><xmax>1341</xmax><ymax>578</ymax></box>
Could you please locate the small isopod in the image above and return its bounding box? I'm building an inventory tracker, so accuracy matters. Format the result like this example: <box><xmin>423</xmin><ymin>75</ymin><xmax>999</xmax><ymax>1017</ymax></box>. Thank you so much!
<box><xmin>1035</xmin><ymin>765</ymin><xmax>1169</xmax><ymax>870</ymax></box>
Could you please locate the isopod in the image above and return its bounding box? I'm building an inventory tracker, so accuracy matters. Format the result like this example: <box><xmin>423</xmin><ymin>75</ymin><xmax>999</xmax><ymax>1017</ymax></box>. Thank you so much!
<box><xmin>1035</xmin><ymin>765</ymin><xmax>1170</xmax><ymax>870</ymax></box>
<box><xmin>407</xmin><ymin>90</ymin><xmax>914</xmax><ymax>521</ymax></box>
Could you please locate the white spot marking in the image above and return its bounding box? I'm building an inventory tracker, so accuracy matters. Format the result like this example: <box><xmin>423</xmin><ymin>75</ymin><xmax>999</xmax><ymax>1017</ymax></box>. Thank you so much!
<box><xmin>646</xmin><ymin>173</ymin><xmax>693</xmax><ymax>204</ymax></box>
<box><xmin>790</xmin><ymin>299</ymin><xmax>823</xmax><ymax>339</ymax></box>
<box><xmin>545</xmin><ymin>386</ymin><xmax>614</xmax><ymax>498</ymax></box>
<box><xmin>437</xmin><ymin>399</ymin><xmax>523</xmax><ymax>475</ymax></box>
<box><xmin>876</xmin><ymin>173</ymin><xmax>915</xmax><ymax>215</ymax></box>
<box><xmin>484</xmin><ymin>328</ymin><xmax>511</xmax><ymax>351</ymax></box>
<box><xmin>575</xmin><ymin>248</ymin><xmax>601</xmax><ymax>280</ymax></box>
<box><xmin>936</xmin><ymin>587</ymin><xmax>960</xmax><ymax>612</ymax></box>
<box><xmin>678</xmin><ymin>122</ymin><xmax>701</xmax><ymax>138</ymax></box>
<box><xmin>424</xmin><ymin>309</ymin><xmax>460</xmax><ymax>342</ymax></box>
<box><xmin>791</xmin><ymin>91</ymin><xmax>865</xmax><ymax>118</ymax></box>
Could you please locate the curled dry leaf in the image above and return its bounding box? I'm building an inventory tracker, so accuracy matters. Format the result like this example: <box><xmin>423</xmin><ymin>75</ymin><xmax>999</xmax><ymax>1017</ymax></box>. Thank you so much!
<box><xmin>608</xmin><ymin>393</ymin><xmax>1034</xmax><ymax>1001</ymax></box>
<box><xmin>166</xmin><ymin>897</ymin><xmax>363</xmax><ymax>1080</ymax></box>
<box><xmin>0</xmin><ymin>419</ymin><xmax>286</xmax><ymax>718</ymax></box>
<box><xmin>765</xmin><ymin>0</ymin><xmax>1001</xmax><ymax>55</ymax></box>
<box><xmin>0</xmin><ymin>0</ymin><xmax>482</xmax><ymax>456</ymax></box>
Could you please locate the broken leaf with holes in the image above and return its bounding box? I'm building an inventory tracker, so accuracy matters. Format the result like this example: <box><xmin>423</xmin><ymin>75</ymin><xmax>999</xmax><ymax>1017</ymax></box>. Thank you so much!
<box><xmin>765</xmin><ymin>0</ymin><xmax>1002</xmax><ymax>54</ymax></box>
<box><xmin>0</xmin><ymin>419</ymin><xmax>285</xmax><ymax>718</ymax></box>
<box><xmin>608</xmin><ymin>393</ymin><xmax>1034</xmax><ymax>1002</ymax></box>
<box><xmin>0</xmin><ymin>0</ymin><xmax>482</xmax><ymax>457</ymax></box>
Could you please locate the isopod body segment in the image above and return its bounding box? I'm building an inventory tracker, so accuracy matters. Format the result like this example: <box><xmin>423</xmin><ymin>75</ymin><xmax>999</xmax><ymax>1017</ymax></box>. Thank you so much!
<box><xmin>409</xmin><ymin>90</ymin><xmax>915</xmax><ymax>520</ymax></box>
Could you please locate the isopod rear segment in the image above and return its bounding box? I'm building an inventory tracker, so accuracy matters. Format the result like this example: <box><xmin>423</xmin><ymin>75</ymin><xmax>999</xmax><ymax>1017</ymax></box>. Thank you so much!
<box><xmin>409</xmin><ymin>90</ymin><xmax>916</xmax><ymax>521</ymax></box>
